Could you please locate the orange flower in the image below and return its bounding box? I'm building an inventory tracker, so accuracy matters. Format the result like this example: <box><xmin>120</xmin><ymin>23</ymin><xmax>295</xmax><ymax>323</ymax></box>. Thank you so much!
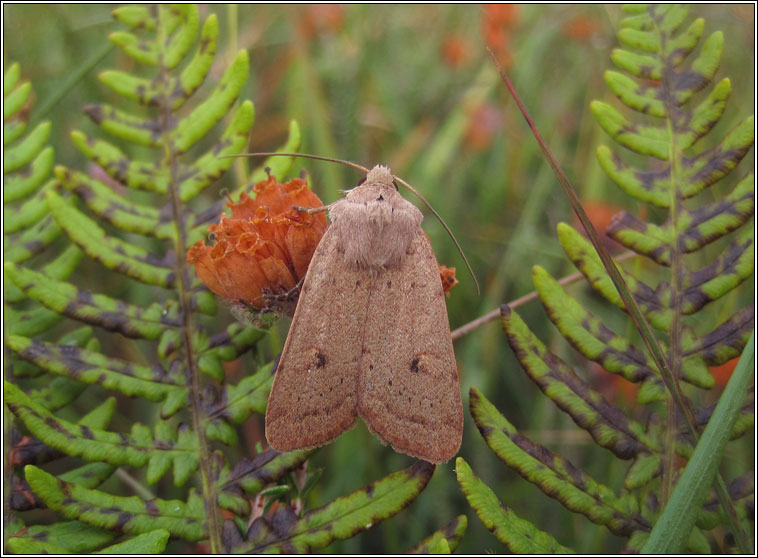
<box><xmin>710</xmin><ymin>357</ymin><xmax>739</xmax><ymax>388</ymax></box>
<box><xmin>575</xmin><ymin>200</ymin><xmax>629</xmax><ymax>254</ymax></box>
<box><xmin>562</xmin><ymin>15</ymin><xmax>603</xmax><ymax>42</ymax></box>
<box><xmin>298</xmin><ymin>4</ymin><xmax>345</xmax><ymax>39</ymax></box>
<box><xmin>482</xmin><ymin>4</ymin><xmax>520</xmax><ymax>69</ymax></box>
<box><xmin>187</xmin><ymin>176</ymin><xmax>327</xmax><ymax>312</ymax></box>
<box><xmin>441</xmin><ymin>36</ymin><xmax>469</xmax><ymax>68</ymax></box>
<box><xmin>439</xmin><ymin>264</ymin><xmax>459</xmax><ymax>296</ymax></box>
<box><xmin>588</xmin><ymin>362</ymin><xmax>638</xmax><ymax>407</ymax></box>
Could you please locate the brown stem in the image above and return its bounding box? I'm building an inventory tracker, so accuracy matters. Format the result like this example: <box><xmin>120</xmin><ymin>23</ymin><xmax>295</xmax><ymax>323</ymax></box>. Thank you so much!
<box><xmin>157</xmin><ymin>6</ymin><xmax>221</xmax><ymax>551</ymax></box>
<box><xmin>451</xmin><ymin>251</ymin><xmax>637</xmax><ymax>341</ymax></box>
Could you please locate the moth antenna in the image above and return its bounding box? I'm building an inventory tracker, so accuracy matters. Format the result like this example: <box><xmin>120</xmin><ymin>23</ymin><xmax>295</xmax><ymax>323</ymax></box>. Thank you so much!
<box><xmin>222</xmin><ymin>152</ymin><xmax>370</xmax><ymax>174</ymax></box>
<box><xmin>394</xmin><ymin>176</ymin><xmax>480</xmax><ymax>295</ymax></box>
<box><xmin>224</xmin><ymin>152</ymin><xmax>480</xmax><ymax>294</ymax></box>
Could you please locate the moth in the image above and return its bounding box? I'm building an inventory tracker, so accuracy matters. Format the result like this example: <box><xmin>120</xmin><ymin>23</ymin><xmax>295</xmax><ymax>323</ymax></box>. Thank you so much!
<box><xmin>265</xmin><ymin>164</ymin><xmax>463</xmax><ymax>463</ymax></box>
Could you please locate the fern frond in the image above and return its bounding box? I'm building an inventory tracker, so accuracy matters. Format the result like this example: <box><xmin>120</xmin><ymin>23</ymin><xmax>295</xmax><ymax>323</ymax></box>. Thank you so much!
<box><xmin>234</xmin><ymin>461</ymin><xmax>435</xmax><ymax>553</ymax></box>
<box><xmin>406</xmin><ymin>515</ymin><xmax>467</xmax><ymax>554</ymax></box>
<box><xmin>25</xmin><ymin>465</ymin><xmax>208</xmax><ymax>541</ymax></box>
<box><xmin>456</xmin><ymin>458</ymin><xmax>574</xmax><ymax>553</ymax></box>
<box><xmin>464</xmin><ymin>4</ymin><xmax>753</xmax><ymax>553</ymax></box>
<box><xmin>6</xmin><ymin>520</ymin><xmax>117</xmax><ymax>554</ymax></box>
<box><xmin>6</xmin><ymin>6</ymin><xmax>435</xmax><ymax>552</ymax></box>
<box><xmin>470</xmin><ymin>386</ymin><xmax>650</xmax><ymax>535</ymax></box>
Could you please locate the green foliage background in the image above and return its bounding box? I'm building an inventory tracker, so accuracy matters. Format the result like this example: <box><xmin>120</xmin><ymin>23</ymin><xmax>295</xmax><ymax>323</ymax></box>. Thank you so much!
<box><xmin>3</xmin><ymin>4</ymin><xmax>754</xmax><ymax>553</ymax></box>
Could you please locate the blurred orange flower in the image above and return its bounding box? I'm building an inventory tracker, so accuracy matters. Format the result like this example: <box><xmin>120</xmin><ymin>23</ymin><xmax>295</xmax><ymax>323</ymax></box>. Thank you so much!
<box><xmin>575</xmin><ymin>200</ymin><xmax>631</xmax><ymax>254</ymax></box>
<box><xmin>465</xmin><ymin>102</ymin><xmax>502</xmax><ymax>151</ymax></box>
<box><xmin>589</xmin><ymin>362</ymin><xmax>638</xmax><ymax>407</ymax></box>
<box><xmin>482</xmin><ymin>4</ymin><xmax>520</xmax><ymax>69</ymax></box>
<box><xmin>441</xmin><ymin>35</ymin><xmax>469</xmax><ymax>68</ymax></box>
<box><xmin>709</xmin><ymin>357</ymin><xmax>740</xmax><ymax>388</ymax></box>
<box><xmin>187</xmin><ymin>175</ymin><xmax>327</xmax><ymax>312</ymax></box>
<box><xmin>562</xmin><ymin>15</ymin><xmax>603</xmax><ymax>42</ymax></box>
<box><xmin>298</xmin><ymin>4</ymin><xmax>345</xmax><ymax>39</ymax></box>
<box><xmin>439</xmin><ymin>264</ymin><xmax>459</xmax><ymax>296</ymax></box>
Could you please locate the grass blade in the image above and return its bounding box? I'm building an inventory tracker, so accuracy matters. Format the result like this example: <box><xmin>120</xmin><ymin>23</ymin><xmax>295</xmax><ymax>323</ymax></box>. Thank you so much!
<box><xmin>642</xmin><ymin>330</ymin><xmax>754</xmax><ymax>553</ymax></box>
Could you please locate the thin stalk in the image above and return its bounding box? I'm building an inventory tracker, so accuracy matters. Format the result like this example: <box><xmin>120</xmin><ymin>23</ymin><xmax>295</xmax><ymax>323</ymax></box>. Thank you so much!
<box><xmin>487</xmin><ymin>48</ymin><xmax>697</xmax><ymax>434</ymax></box>
<box><xmin>31</xmin><ymin>41</ymin><xmax>114</xmax><ymax>126</ymax></box>
<box><xmin>157</xmin><ymin>6</ymin><xmax>221</xmax><ymax>552</ymax></box>
<box><xmin>115</xmin><ymin>467</ymin><xmax>155</xmax><ymax>501</ymax></box>
<box><xmin>451</xmin><ymin>251</ymin><xmax>637</xmax><ymax>341</ymax></box>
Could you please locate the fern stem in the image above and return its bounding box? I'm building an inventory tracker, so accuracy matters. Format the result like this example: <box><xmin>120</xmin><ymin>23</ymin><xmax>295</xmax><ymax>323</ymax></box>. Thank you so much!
<box><xmin>654</xmin><ymin>13</ymin><xmax>749</xmax><ymax>551</ymax></box>
<box><xmin>658</xmin><ymin>17</ymin><xmax>686</xmax><ymax>507</ymax></box>
<box><xmin>156</xmin><ymin>5</ymin><xmax>222</xmax><ymax>552</ymax></box>
<box><xmin>115</xmin><ymin>467</ymin><xmax>155</xmax><ymax>501</ymax></box>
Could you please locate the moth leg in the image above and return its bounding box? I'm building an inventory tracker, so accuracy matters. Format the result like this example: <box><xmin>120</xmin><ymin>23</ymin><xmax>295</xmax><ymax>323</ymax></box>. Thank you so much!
<box><xmin>292</xmin><ymin>203</ymin><xmax>333</xmax><ymax>214</ymax></box>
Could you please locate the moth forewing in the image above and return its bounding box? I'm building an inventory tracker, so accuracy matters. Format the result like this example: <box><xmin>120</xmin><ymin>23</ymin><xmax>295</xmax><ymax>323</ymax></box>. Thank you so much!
<box><xmin>265</xmin><ymin>165</ymin><xmax>463</xmax><ymax>463</ymax></box>
<box><xmin>263</xmin><ymin>228</ymin><xmax>362</xmax><ymax>451</ymax></box>
<box><xmin>356</xmin><ymin>230</ymin><xmax>463</xmax><ymax>463</ymax></box>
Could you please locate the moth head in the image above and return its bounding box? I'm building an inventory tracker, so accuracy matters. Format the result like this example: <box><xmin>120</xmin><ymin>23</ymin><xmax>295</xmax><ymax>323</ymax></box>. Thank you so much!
<box><xmin>366</xmin><ymin>164</ymin><xmax>396</xmax><ymax>188</ymax></box>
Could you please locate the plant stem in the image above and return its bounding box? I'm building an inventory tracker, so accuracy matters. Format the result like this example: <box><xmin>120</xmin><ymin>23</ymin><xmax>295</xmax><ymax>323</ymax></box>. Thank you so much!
<box><xmin>157</xmin><ymin>5</ymin><xmax>222</xmax><ymax>552</ymax></box>
<box><xmin>451</xmin><ymin>251</ymin><xmax>637</xmax><ymax>341</ymax></box>
<box><xmin>31</xmin><ymin>41</ymin><xmax>114</xmax><ymax>126</ymax></box>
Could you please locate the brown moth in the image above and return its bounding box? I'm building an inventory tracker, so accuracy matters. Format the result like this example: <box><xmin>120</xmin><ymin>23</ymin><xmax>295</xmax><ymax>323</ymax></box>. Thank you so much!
<box><xmin>265</xmin><ymin>164</ymin><xmax>463</xmax><ymax>463</ymax></box>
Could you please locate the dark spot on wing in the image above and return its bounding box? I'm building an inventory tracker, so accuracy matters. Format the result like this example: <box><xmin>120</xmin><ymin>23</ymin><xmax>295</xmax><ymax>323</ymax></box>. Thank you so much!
<box><xmin>410</xmin><ymin>357</ymin><xmax>420</xmax><ymax>373</ymax></box>
<box><xmin>315</xmin><ymin>351</ymin><xmax>326</xmax><ymax>368</ymax></box>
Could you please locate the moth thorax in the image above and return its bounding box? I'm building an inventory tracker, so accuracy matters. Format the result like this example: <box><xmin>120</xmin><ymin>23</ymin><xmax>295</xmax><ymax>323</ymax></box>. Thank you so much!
<box><xmin>366</xmin><ymin>165</ymin><xmax>393</xmax><ymax>185</ymax></box>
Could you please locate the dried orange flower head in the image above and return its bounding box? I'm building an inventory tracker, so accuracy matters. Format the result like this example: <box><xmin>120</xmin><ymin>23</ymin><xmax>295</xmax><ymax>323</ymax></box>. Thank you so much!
<box><xmin>187</xmin><ymin>175</ymin><xmax>327</xmax><ymax>313</ymax></box>
<box><xmin>439</xmin><ymin>264</ymin><xmax>459</xmax><ymax>296</ymax></box>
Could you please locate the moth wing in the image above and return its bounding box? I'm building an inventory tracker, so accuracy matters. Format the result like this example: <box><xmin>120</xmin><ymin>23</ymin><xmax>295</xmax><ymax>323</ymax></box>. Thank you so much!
<box><xmin>265</xmin><ymin>228</ymin><xmax>366</xmax><ymax>451</ymax></box>
<box><xmin>357</xmin><ymin>229</ymin><xmax>463</xmax><ymax>463</ymax></box>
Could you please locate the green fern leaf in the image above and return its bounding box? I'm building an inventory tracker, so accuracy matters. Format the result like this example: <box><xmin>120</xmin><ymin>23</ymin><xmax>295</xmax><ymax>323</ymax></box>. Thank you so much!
<box><xmin>469</xmin><ymin>386</ymin><xmax>649</xmax><ymax>535</ymax></box>
<box><xmin>533</xmin><ymin>265</ymin><xmax>659</xmax><ymax>384</ymax></box>
<box><xmin>2</xmin><ymin>61</ymin><xmax>93</xmax><ymax>460</ymax></box>
<box><xmin>93</xmin><ymin>529</ymin><xmax>171</xmax><ymax>554</ymax></box>
<box><xmin>3</xmin><ymin>146</ymin><xmax>54</xmax><ymax>202</ymax></box>
<box><xmin>4</xmin><ymin>262</ymin><xmax>179</xmax><ymax>339</ymax></box>
<box><xmin>55</xmin><ymin>166</ymin><xmax>172</xmax><ymax>238</ymax></box>
<box><xmin>500</xmin><ymin>305</ymin><xmax>657</xmax><ymax>457</ymax></box>
<box><xmin>455</xmin><ymin>458</ymin><xmax>574</xmax><ymax>553</ymax></box>
<box><xmin>7</xmin><ymin>335</ymin><xmax>187</xmax><ymax>402</ymax></box>
<box><xmin>25</xmin><ymin>465</ymin><xmax>207</xmax><ymax>541</ymax></box>
<box><xmin>6</xmin><ymin>381</ymin><xmax>202</xmax><ymax>485</ymax></box>
<box><xmin>219</xmin><ymin>449</ymin><xmax>314</xmax><ymax>514</ymax></box>
<box><xmin>406</xmin><ymin>515</ymin><xmax>467</xmax><ymax>554</ymax></box>
<box><xmin>558</xmin><ymin>223</ymin><xmax>673</xmax><ymax>331</ymax></box>
<box><xmin>45</xmin><ymin>189</ymin><xmax>176</xmax><ymax>287</ymax></box>
<box><xmin>6</xmin><ymin>520</ymin><xmax>117</xmax><ymax>554</ymax></box>
<box><xmin>643</xmin><ymin>334</ymin><xmax>754</xmax><ymax>553</ymax></box>
<box><xmin>235</xmin><ymin>461</ymin><xmax>435</xmax><ymax>553</ymax></box>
